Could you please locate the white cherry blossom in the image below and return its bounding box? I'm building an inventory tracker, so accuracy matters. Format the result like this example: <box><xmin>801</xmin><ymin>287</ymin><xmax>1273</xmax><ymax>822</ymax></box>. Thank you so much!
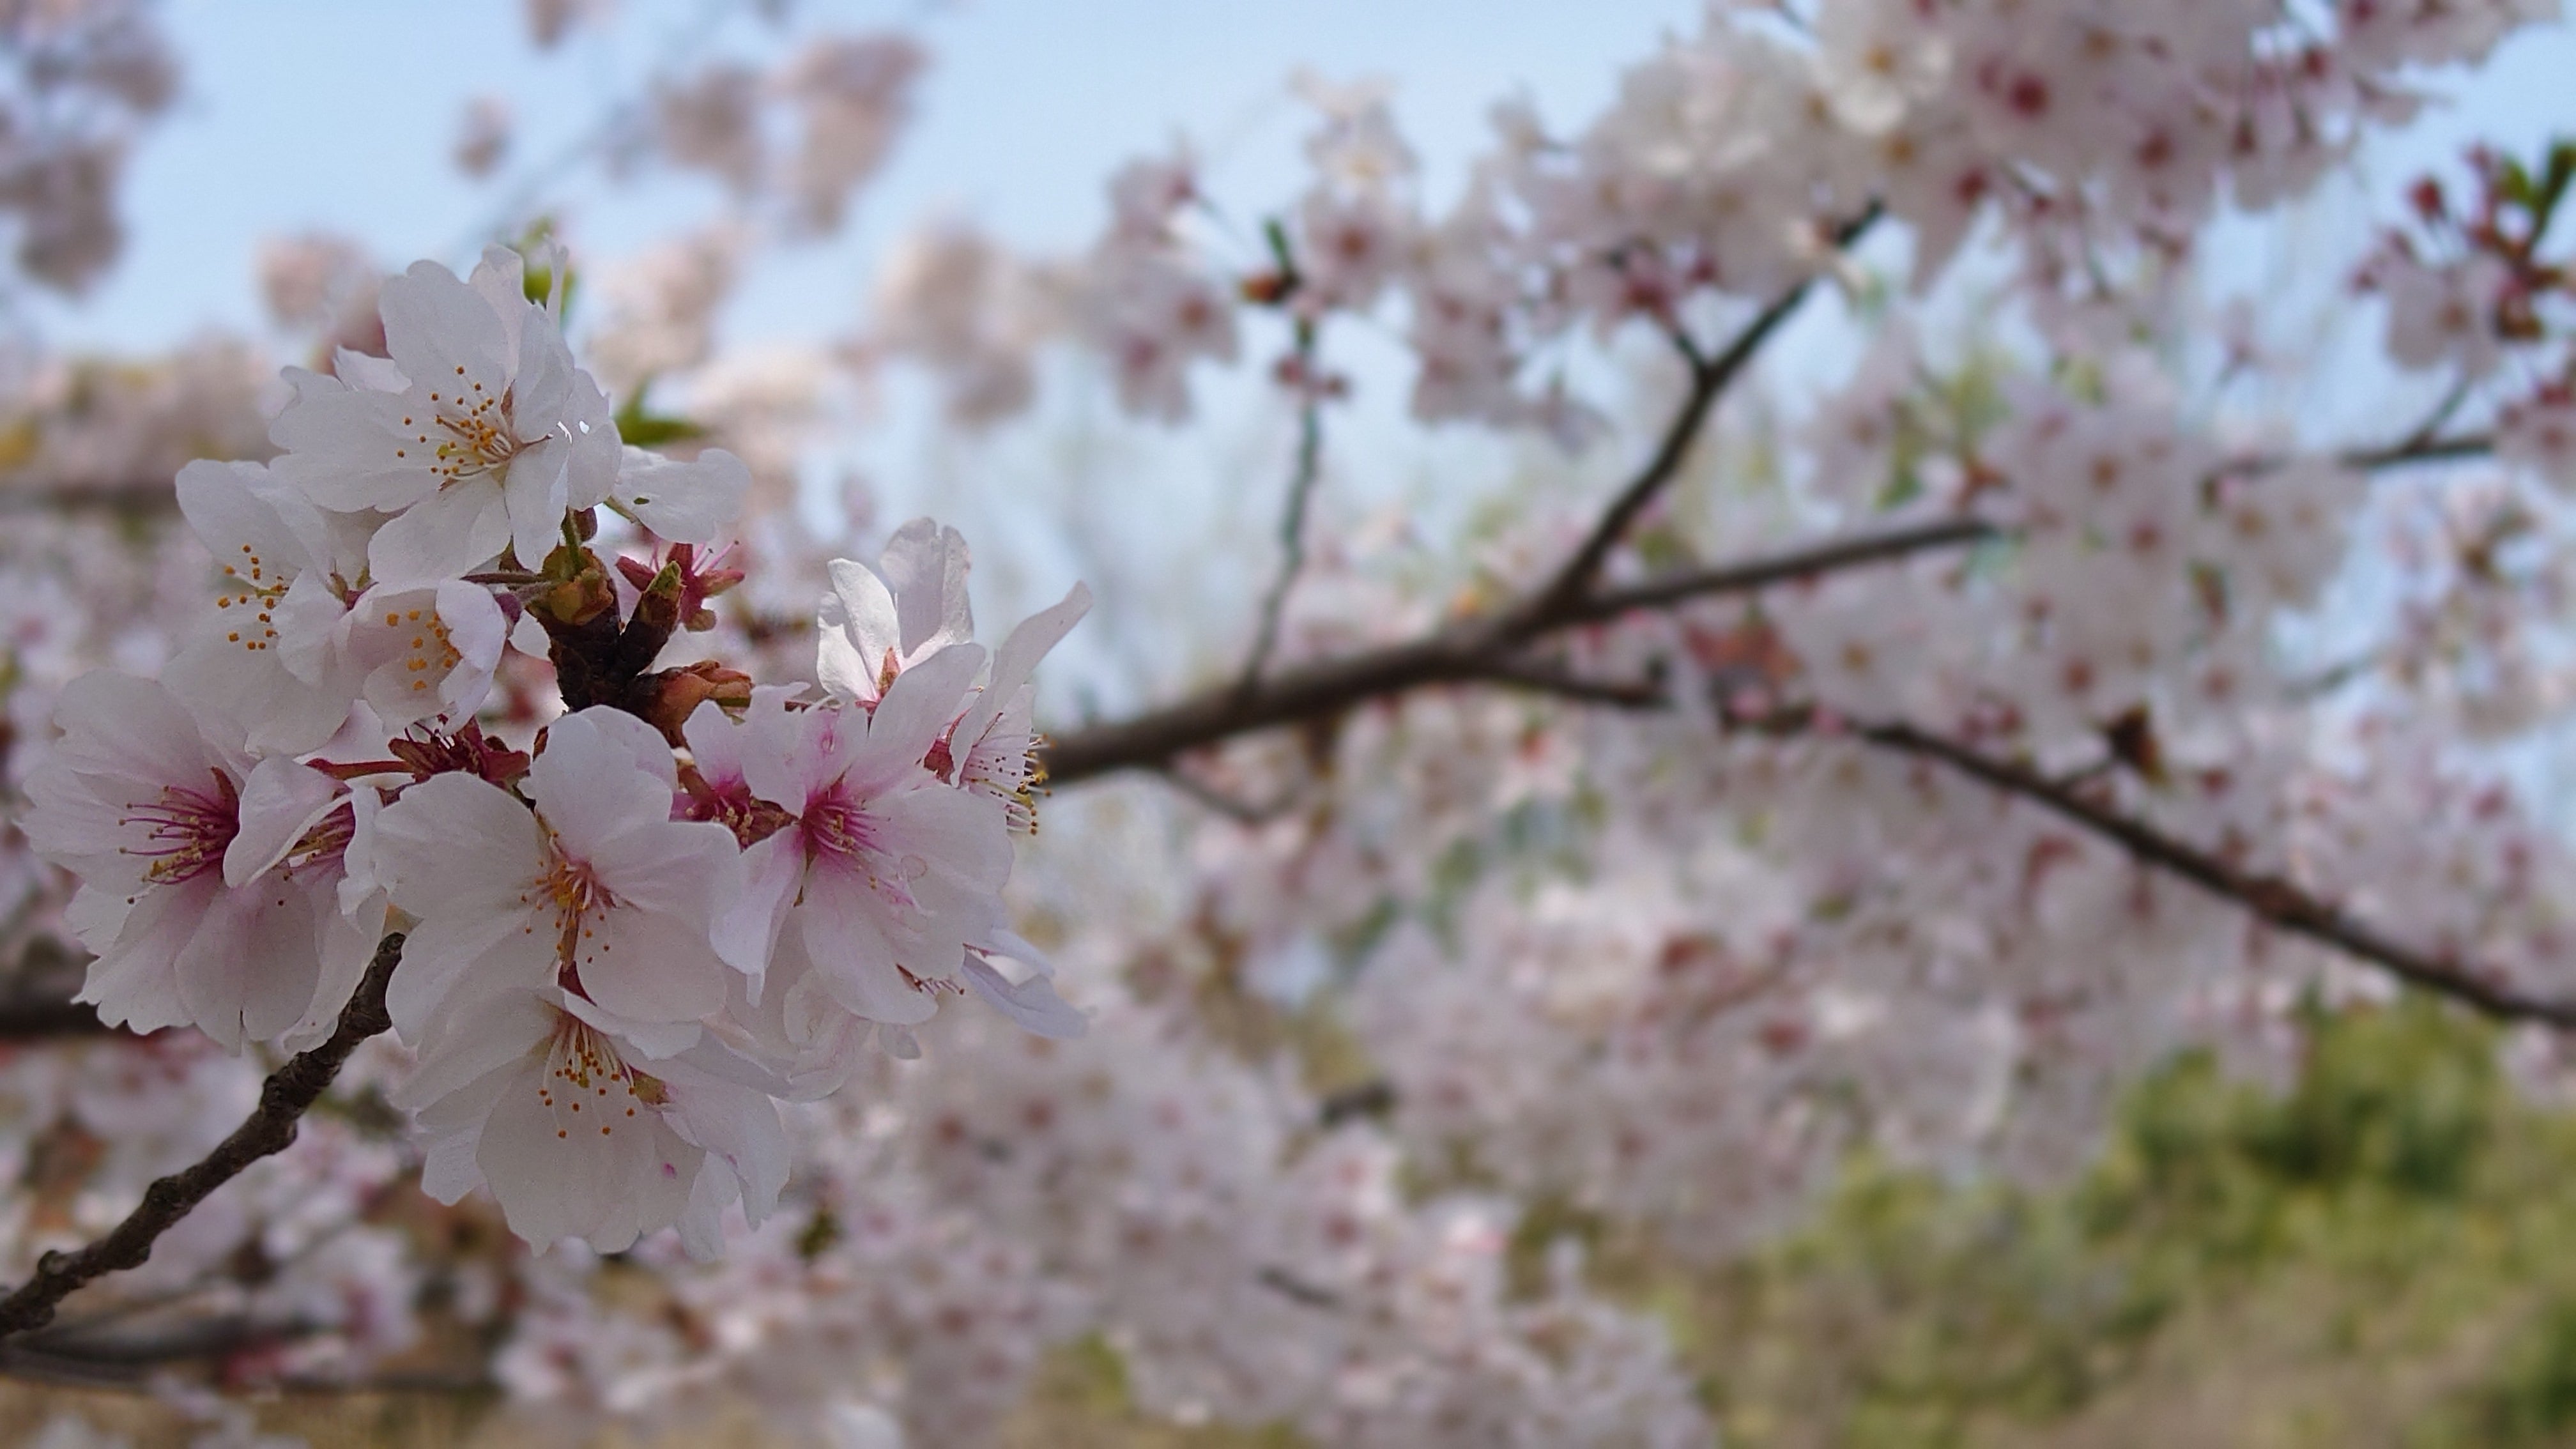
<box><xmin>395</xmin><ymin>983</ymin><xmax>787</xmax><ymax>1255</ymax></box>
<box><xmin>270</xmin><ymin>248</ymin><xmax>618</xmax><ymax>587</ymax></box>
<box><xmin>371</xmin><ymin>707</ymin><xmax>742</xmax><ymax>1041</ymax></box>
<box><xmin>21</xmin><ymin>672</ymin><xmax>381</xmax><ymax>1050</ymax></box>
<box><xmin>686</xmin><ymin>648</ymin><xmax>1006</xmax><ymax>1033</ymax></box>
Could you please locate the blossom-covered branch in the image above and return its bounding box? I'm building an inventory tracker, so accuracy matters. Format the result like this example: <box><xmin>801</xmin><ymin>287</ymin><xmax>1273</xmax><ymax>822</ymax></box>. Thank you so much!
<box><xmin>1790</xmin><ymin>713</ymin><xmax>2576</xmax><ymax>1029</ymax></box>
<box><xmin>1041</xmin><ymin>514</ymin><xmax>2000</xmax><ymax>785</ymax></box>
<box><xmin>0</xmin><ymin>932</ymin><xmax>403</xmax><ymax>1343</ymax></box>
<box><xmin>1521</xmin><ymin>203</ymin><xmax>1885</xmax><ymax>624</ymax></box>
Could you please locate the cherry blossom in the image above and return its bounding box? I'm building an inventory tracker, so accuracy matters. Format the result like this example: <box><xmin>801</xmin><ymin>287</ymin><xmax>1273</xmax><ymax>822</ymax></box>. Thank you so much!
<box><xmin>15</xmin><ymin>3</ymin><xmax>2576</xmax><ymax>1443</ymax></box>
<box><xmin>270</xmin><ymin>248</ymin><xmax>618</xmax><ymax>588</ymax></box>
<box><xmin>21</xmin><ymin>673</ymin><xmax>380</xmax><ymax>1050</ymax></box>
<box><xmin>371</xmin><ymin>707</ymin><xmax>743</xmax><ymax>1039</ymax></box>
<box><xmin>395</xmin><ymin>983</ymin><xmax>786</xmax><ymax>1255</ymax></box>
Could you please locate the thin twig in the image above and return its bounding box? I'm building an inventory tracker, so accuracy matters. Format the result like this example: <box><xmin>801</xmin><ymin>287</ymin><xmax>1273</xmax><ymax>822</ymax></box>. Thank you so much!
<box><xmin>1255</xmin><ymin>1265</ymin><xmax>1342</xmax><ymax>1310</ymax></box>
<box><xmin>1238</xmin><ymin>319</ymin><xmax>1330</xmax><ymax>698</ymax></box>
<box><xmin>1703</xmin><ymin>707</ymin><xmax>2576</xmax><ymax>1029</ymax></box>
<box><xmin>2394</xmin><ymin>378</ymin><xmax>2474</xmax><ymax>459</ymax></box>
<box><xmin>1521</xmin><ymin>203</ymin><xmax>1883</xmax><ymax>624</ymax></box>
<box><xmin>0</xmin><ymin>933</ymin><xmax>405</xmax><ymax>1342</ymax></box>
<box><xmin>1852</xmin><ymin>717</ymin><xmax>2576</xmax><ymax>1027</ymax></box>
<box><xmin>2339</xmin><ymin>429</ymin><xmax>2495</xmax><ymax>472</ymax></box>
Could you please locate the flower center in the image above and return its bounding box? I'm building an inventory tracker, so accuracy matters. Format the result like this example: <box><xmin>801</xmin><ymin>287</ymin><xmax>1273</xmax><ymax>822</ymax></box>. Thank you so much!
<box><xmin>402</xmin><ymin>372</ymin><xmax>532</xmax><ymax>488</ymax></box>
<box><xmin>119</xmin><ymin>769</ymin><xmax>240</xmax><ymax>885</ymax></box>
<box><xmin>281</xmin><ymin>802</ymin><xmax>355</xmax><ymax>878</ymax></box>
<box><xmin>802</xmin><ymin>787</ymin><xmax>920</xmax><ymax>908</ymax></box>
<box><xmin>680</xmin><ymin>769</ymin><xmax>794</xmax><ymax>847</ymax></box>
<box><xmin>535</xmin><ymin>1009</ymin><xmax>665</xmax><ymax>1142</ymax></box>
<box><xmin>532</xmin><ymin>839</ymin><xmax>617</xmax><ymax>987</ymax></box>
<box><xmin>960</xmin><ymin>726</ymin><xmax>1046</xmax><ymax>836</ymax></box>
<box><xmin>215</xmin><ymin>542</ymin><xmax>287</xmax><ymax>654</ymax></box>
<box><xmin>380</xmin><ymin>604</ymin><xmax>463</xmax><ymax>697</ymax></box>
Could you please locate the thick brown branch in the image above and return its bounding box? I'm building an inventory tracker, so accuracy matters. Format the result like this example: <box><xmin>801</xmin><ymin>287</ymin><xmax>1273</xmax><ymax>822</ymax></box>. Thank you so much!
<box><xmin>0</xmin><ymin>932</ymin><xmax>406</xmax><ymax>1342</ymax></box>
<box><xmin>2338</xmin><ymin>429</ymin><xmax>2494</xmax><ymax>472</ymax></box>
<box><xmin>1469</xmin><ymin>658</ymin><xmax>1669</xmax><ymax>710</ymax></box>
<box><xmin>1042</xmin><ymin>515</ymin><xmax>1995</xmax><ymax>785</ymax></box>
<box><xmin>0</xmin><ymin>1313</ymin><xmax>311</xmax><ymax>1386</ymax></box>
<box><xmin>0</xmin><ymin>477</ymin><xmax>183</xmax><ymax>514</ymax></box>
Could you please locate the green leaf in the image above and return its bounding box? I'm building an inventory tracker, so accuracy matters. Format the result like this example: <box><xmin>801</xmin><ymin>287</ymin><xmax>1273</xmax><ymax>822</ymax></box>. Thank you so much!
<box><xmin>613</xmin><ymin>386</ymin><xmax>705</xmax><ymax>447</ymax></box>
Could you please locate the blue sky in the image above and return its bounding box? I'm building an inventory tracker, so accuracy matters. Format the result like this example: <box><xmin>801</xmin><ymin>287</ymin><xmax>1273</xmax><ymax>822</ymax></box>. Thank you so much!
<box><xmin>42</xmin><ymin>2</ymin><xmax>2576</xmax><ymax>355</ymax></box>
<box><xmin>39</xmin><ymin>0</ymin><xmax>1702</xmax><ymax>350</ymax></box>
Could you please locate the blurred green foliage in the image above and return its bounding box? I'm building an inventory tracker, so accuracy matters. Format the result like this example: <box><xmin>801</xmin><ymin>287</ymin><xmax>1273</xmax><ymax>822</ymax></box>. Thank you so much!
<box><xmin>1666</xmin><ymin>998</ymin><xmax>2576</xmax><ymax>1448</ymax></box>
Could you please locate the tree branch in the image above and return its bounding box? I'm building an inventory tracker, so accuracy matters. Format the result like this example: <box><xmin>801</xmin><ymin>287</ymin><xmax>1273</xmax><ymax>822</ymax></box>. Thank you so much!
<box><xmin>0</xmin><ymin>932</ymin><xmax>406</xmax><ymax>1342</ymax></box>
<box><xmin>1043</xmin><ymin>412</ymin><xmax>2496</xmax><ymax>795</ymax></box>
<box><xmin>1468</xmin><ymin>657</ymin><xmax>1669</xmax><ymax>710</ymax></box>
<box><xmin>0</xmin><ymin>994</ymin><xmax>120</xmax><ymax>1042</ymax></box>
<box><xmin>1521</xmin><ymin>203</ymin><xmax>1883</xmax><ymax>624</ymax></box>
<box><xmin>1042</xmin><ymin>514</ymin><xmax>1995</xmax><ymax>785</ymax></box>
<box><xmin>1713</xmin><ymin>708</ymin><xmax>2576</xmax><ymax>1029</ymax></box>
<box><xmin>2339</xmin><ymin>428</ymin><xmax>2494</xmax><ymax>472</ymax></box>
<box><xmin>1155</xmin><ymin>764</ymin><xmax>1310</xmax><ymax>825</ymax></box>
<box><xmin>0</xmin><ymin>477</ymin><xmax>185</xmax><ymax>514</ymax></box>
<box><xmin>1854</xmin><ymin>719</ymin><xmax>2576</xmax><ymax>1025</ymax></box>
<box><xmin>1238</xmin><ymin>321</ymin><xmax>1330</xmax><ymax>698</ymax></box>
<box><xmin>0</xmin><ymin>1313</ymin><xmax>312</xmax><ymax>1386</ymax></box>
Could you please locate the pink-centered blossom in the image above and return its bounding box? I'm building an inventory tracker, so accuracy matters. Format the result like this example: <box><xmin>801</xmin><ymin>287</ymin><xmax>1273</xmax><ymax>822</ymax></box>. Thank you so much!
<box><xmin>685</xmin><ymin>649</ymin><xmax>1010</xmax><ymax>1037</ymax></box>
<box><xmin>371</xmin><ymin>707</ymin><xmax>743</xmax><ymax>1043</ymax></box>
<box><xmin>394</xmin><ymin>983</ymin><xmax>787</xmax><ymax>1255</ymax></box>
<box><xmin>21</xmin><ymin>671</ymin><xmax>385</xmax><ymax>1050</ymax></box>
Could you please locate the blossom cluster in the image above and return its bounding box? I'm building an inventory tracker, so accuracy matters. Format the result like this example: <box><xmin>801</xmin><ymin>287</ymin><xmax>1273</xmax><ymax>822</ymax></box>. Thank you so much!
<box><xmin>19</xmin><ymin>245</ymin><xmax>1089</xmax><ymax>1255</ymax></box>
<box><xmin>873</xmin><ymin>0</ymin><xmax>2550</xmax><ymax>435</ymax></box>
<box><xmin>13</xmin><ymin>1</ymin><xmax>2576</xmax><ymax>1445</ymax></box>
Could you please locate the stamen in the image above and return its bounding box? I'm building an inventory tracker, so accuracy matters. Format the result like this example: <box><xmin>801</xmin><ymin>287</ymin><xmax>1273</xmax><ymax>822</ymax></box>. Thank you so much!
<box><xmin>537</xmin><ymin>1010</ymin><xmax>661</xmax><ymax>1143</ymax></box>
<box><xmin>802</xmin><ymin>789</ymin><xmax>923</xmax><ymax>910</ymax></box>
<box><xmin>117</xmin><ymin>770</ymin><xmax>240</xmax><ymax>885</ymax></box>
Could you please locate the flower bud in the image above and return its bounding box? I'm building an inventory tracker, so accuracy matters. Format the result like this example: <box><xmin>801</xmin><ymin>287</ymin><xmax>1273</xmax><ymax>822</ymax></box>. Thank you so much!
<box><xmin>640</xmin><ymin>660</ymin><xmax>753</xmax><ymax>742</ymax></box>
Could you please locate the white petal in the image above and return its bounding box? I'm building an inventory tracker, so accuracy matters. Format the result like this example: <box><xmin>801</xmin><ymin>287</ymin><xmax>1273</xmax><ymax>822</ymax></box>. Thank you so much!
<box><xmin>877</xmin><ymin>518</ymin><xmax>974</xmax><ymax>657</ymax></box>
<box><xmin>501</xmin><ymin>434</ymin><xmax>572</xmax><ymax>572</ymax></box>
<box><xmin>962</xmin><ymin>954</ymin><xmax>1087</xmax><ymax>1039</ymax></box>
<box><xmin>957</xmin><ymin>581</ymin><xmax>1090</xmax><ymax>749</ymax></box>
<box><xmin>615</xmin><ymin>446</ymin><xmax>749</xmax><ymax>543</ymax></box>
<box><xmin>367</xmin><ymin>479</ymin><xmax>513</xmax><ymax>589</ymax></box>
<box><xmin>223</xmin><ymin>757</ymin><xmax>341</xmax><ymax>887</ymax></box>
<box><xmin>816</xmin><ymin>558</ymin><xmax>901</xmax><ymax>703</ymax></box>
<box><xmin>857</xmin><ymin>643</ymin><xmax>984</xmax><ymax>784</ymax></box>
<box><xmin>525</xmin><ymin>710</ymin><xmax>678</xmax><ymax>854</ymax></box>
<box><xmin>380</xmin><ymin>259</ymin><xmax>512</xmax><ymax>402</ymax></box>
<box><xmin>373</xmin><ymin>772</ymin><xmax>545</xmax><ymax>914</ymax></box>
<box><xmin>571</xmin><ymin>901</ymin><xmax>728</xmax><ymax>1025</ymax></box>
